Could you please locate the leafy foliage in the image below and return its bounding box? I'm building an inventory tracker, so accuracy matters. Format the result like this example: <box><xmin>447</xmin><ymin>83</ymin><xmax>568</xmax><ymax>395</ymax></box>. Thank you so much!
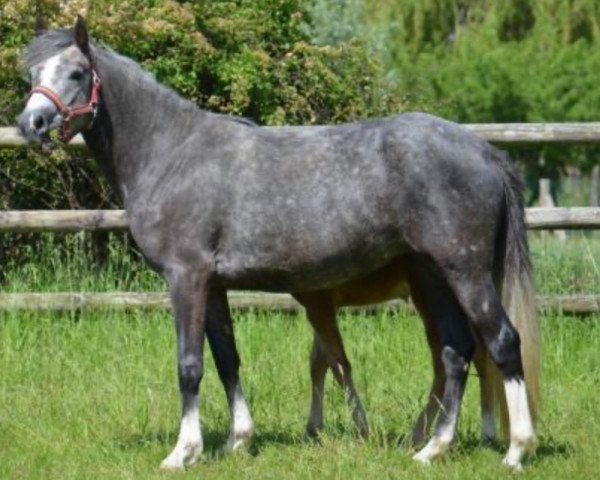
<box><xmin>1</xmin><ymin>0</ymin><xmax>598</xmax><ymax>217</ymax></box>
<box><xmin>0</xmin><ymin>0</ymin><xmax>405</xmax><ymax>215</ymax></box>
<box><xmin>341</xmin><ymin>0</ymin><xmax>600</xmax><ymax>172</ymax></box>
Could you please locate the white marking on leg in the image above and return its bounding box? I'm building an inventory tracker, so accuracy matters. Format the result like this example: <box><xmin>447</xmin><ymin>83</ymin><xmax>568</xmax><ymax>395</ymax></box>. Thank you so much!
<box><xmin>160</xmin><ymin>395</ymin><xmax>203</xmax><ymax>470</ymax></box>
<box><xmin>224</xmin><ymin>383</ymin><xmax>255</xmax><ymax>452</ymax></box>
<box><xmin>502</xmin><ymin>378</ymin><xmax>536</xmax><ymax>470</ymax></box>
<box><xmin>413</xmin><ymin>414</ymin><xmax>456</xmax><ymax>464</ymax></box>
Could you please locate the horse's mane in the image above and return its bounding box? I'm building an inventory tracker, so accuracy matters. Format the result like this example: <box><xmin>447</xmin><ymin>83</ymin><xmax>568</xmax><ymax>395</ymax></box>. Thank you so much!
<box><xmin>24</xmin><ymin>29</ymin><xmax>75</xmax><ymax>70</ymax></box>
<box><xmin>25</xmin><ymin>29</ymin><xmax>258</xmax><ymax>128</ymax></box>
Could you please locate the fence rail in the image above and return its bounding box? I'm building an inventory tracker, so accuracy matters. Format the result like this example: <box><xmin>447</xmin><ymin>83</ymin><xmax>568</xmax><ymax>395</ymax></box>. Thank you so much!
<box><xmin>0</xmin><ymin>210</ymin><xmax>129</xmax><ymax>232</ymax></box>
<box><xmin>464</xmin><ymin>122</ymin><xmax>600</xmax><ymax>142</ymax></box>
<box><xmin>3</xmin><ymin>124</ymin><xmax>600</xmax><ymax>147</ymax></box>
<box><xmin>0</xmin><ymin>291</ymin><xmax>598</xmax><ymax>315</ymax></box>
<box><xmin>1</xmin><ymin>208</ymin><xmax>600</xmax><ymax>232</ymax></box>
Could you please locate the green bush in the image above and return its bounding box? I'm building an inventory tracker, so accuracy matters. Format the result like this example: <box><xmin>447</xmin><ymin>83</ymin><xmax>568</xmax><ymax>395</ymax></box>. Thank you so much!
<box><xmin>0</xmin><ymin>0</ymin><xmax>406</xmax><ymax>214</ymax></box>
<box><xmin>351</xmin><ymin>0</ymin><xmax>600</xmax><ymax>173</ymax></box>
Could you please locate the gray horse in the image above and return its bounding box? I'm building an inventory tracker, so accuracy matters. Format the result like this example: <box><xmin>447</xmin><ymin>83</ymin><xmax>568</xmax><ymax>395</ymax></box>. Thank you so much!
<box><xmin>18</xmin><ymin>17</ymin><xmax>539</xmax><ymax>471</ymax></box>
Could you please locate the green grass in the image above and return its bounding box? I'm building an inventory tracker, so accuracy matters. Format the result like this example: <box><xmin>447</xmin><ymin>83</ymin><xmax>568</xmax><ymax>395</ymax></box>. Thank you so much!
<box><xmin>3</xmin><ymin>231</ymin><xmax>599</xmax><ymax>295</ymax></box>
<box><xmin>0</xmin><ymin>233</ymin><xmax>599</xmax><ymax>479</ymax></box>
<box><xmin>1</xmin><ymin>309</ymin><xmax>600</xmax><ymax>479</ymax></box>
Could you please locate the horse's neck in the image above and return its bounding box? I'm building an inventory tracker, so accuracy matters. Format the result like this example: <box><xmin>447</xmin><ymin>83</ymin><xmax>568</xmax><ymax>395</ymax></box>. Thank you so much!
<box><xmin>83</xmin><ymin>51</ymin><xmax>204</xmax><ymax>206</ymax></box>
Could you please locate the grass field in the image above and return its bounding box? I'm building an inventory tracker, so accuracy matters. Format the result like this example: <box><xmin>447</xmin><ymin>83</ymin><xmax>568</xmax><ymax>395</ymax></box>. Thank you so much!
<box><xmin>0</xmin><ymin>233</ymin><xmax>599</xmax><ymax>479</ymax></box>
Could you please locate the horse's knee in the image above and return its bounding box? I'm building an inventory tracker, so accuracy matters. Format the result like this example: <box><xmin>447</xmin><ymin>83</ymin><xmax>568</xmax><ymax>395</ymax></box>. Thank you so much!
<box><xmin>178</xmin><ymin>355</ymin><xmax>204</xmax><ymax>393</ymax></box>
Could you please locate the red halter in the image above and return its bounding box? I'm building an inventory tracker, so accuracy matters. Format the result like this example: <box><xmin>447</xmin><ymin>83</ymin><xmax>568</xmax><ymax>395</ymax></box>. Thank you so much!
<box><xmin>28</xmin><ymin>69</ymin><xmax>101</xmax><ymax>143</ymax></box>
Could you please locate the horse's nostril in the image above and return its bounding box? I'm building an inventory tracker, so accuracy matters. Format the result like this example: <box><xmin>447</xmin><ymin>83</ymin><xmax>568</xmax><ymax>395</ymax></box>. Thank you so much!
<box><xmin>33</xmin><ymin>115</ymin><xmax>46</xmax><ymax>131</ymax></box>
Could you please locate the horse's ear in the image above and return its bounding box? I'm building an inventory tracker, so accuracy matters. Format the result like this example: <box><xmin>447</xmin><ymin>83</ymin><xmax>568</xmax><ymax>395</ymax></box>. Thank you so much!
<box><xmin>34</xmin><ymin>3</ymin><xmax>47</xmax><ymax>36</ymax></box>
<box><xmin>74</xmin><ymin>15</ymin><xmax>90</xmax><ymax>56</ymax></box>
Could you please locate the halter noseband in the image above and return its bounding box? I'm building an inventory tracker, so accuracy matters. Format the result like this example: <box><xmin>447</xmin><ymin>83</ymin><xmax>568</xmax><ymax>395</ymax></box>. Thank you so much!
<box><xmin>28</xmin><ymin>69</ymin><xmax>101</xmax><ymax>143</ymax></box>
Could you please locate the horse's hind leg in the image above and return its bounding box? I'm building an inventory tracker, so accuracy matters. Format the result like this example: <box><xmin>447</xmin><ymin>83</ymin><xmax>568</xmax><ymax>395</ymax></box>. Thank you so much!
<box><xmin>410</xmin><ymin>297</ymin><xmax>495</xmax><ymax>448</ymax></box>
<box><xmin>407</xmin><ymin>295</ymin><xmax>446</xmax><ymax>447</ymax></box>
<box><xmin>408</xmin><ymin>261</ymin><xmax>475</xmax><ymax>464</ymax></box>
<box><xmin>306</xmin><ymin>335</ymin><xmax>328</xmax><ymax>437</ymax></box>
<box><xmin>294</xmin><ymin>292</ymin><xmax>369</xmax><ymax>438</ymax></box>
<box><xmin>473</xmin><ymin>346</ymin><xmax>497</xmax><ymax>443</ymax></box>
<box><xmin>205</xmin><ymin>287</ymin><xmax>255</xmax><ymax>452</ymax></box>
<box><xmin>447</xmin><ymin>273</ymin><xmax>535</xmax><ymax>469</ymax></box>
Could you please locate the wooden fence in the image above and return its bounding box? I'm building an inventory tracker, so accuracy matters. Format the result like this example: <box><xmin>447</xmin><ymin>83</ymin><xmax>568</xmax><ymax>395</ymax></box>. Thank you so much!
<box><xmin>0</xmin><ymin>207</ymin><xmax>599</xmax><ymax>233</ymax></box>
<box><xmin>0</xmin><ymin>291</ymin><xmax>598</xmax><ymax>314</ymax></box>
<box><xmin>0</xmin><ymin>208</ymin><xmax>598</xmax><ymax>314</ymax></box>
<box><xmin>1</xmin><ymin>123</ymin><xmax>599</xmax><ymax>314</ymax></box>
<box><xmin>3</xmin><ymin>123</ymin><xmax>600</xmax><ymax>146</ymax></box>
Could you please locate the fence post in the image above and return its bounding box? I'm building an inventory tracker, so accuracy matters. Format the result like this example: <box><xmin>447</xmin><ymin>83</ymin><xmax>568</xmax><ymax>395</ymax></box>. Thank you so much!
<box><xmin>538</xmin><ymin>178</ymin><xmax>567</xmax><ymax>241</ymax></box>
<box><xmin>591</xmin><ymin>165</ymin><xmax>600</xmax><ymax>207</ymax></box>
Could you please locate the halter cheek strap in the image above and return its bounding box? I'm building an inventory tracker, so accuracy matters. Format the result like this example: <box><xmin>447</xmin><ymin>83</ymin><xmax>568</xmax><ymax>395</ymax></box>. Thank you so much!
<box><xmin>28</xmin><ymin>69</ymin><xmax>101</xmax><ymax>143</ymax></box>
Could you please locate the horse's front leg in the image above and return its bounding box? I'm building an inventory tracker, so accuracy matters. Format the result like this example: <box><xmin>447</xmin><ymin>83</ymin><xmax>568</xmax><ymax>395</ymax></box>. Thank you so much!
<box><xmin>160</xmin><ymin>267</ymin><xmax>211</xmax><ymax>470</ymax></box>
<box><xmin>205</xmin><ymin>287</ymin><xmax>255</xmax><ymax>452</ymax></box>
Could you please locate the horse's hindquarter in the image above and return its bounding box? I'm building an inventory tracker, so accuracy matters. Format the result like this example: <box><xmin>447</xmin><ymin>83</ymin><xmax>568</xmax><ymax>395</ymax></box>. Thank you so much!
<box><xmin>216</xmin><ymin>114</ymin><xmax>506</xmax><ymax>291</ymax></box>
<box><xmin>216</xmin><ymin>113</ymin><xmax>505</xmax><ymax>291</ymax></box>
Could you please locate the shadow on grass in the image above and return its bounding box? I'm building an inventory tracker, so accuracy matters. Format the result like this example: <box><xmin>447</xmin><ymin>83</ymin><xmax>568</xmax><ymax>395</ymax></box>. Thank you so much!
<box><xmin>530</xmin><ymin>436</ymin><xmax>576</xmax><ymax>463</ymax></box>
<box><xmin>113</xmin><ymin>427</ymin><xmax>301</xmax><ymax>459</ymax></box>
<box><xmin>113</xmin><ymin>430</ymin><xmax>175</xmax><ymax>450</ymax></box>
<box><xmin>447</xmin><ymin>432</ymin><xmax>575</xmax><ymax>463</ymax></box>
<box><xmin>114</xmin><ymin>425</ymin><xmax>575</xmax><ymax>466</ymax></box>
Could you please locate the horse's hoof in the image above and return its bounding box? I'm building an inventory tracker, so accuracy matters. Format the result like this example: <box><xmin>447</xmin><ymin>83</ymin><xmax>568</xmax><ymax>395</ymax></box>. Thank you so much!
<box><xmin>502</xmin><ymin>434</ymin><xmax>536</xmax><ymax>471</ymax></box>
<box><xmin>223</xmin><ymin>427</ymin><xmax>255</xmax><ymax>453</ymax></box>
<box><xmin>412</xmin><ymin>450</ymin><xmax>433</xmax><ymax>465</ymax></box>
<box><xmin>305</xmin><ymin>423</ymin><xmax>322</xmax><ymax>439</ymax></box>
<box><xmin>412</xmin><ymin>438</ymin><xmax>449</xmax><ymax>465</ymax></box>
<box><xmin>160</xmin><ymin>442</ymin><xmax>203</xmax><ymax>470</ymax></box>
<box><xmin>352</xmin><ymin>409</ymin><xmax>369</xmax><ymax>439</ymax></box>
<box><xmin>501</xmin><ymin>456</ymin><xmax>524</xmax><ymax>472</ymax></box>
<box><xmin>354</xmin><ymin>421</ymin><xmax>369</xmax><ymax>440</ymax></box>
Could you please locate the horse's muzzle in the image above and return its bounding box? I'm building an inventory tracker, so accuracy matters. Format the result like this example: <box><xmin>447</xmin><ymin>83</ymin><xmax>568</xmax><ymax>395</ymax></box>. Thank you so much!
<box><xmin>17</xmin><ymin>107</ymin><xmax>58</xmax><ymax>143</ymax></box>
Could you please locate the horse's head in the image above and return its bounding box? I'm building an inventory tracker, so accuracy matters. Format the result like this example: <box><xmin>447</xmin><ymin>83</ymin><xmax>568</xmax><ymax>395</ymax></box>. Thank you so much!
<box><xmin>18</xmin><ymin>16</ymin><xmax>101</xmax><ymax>144</ymax></box>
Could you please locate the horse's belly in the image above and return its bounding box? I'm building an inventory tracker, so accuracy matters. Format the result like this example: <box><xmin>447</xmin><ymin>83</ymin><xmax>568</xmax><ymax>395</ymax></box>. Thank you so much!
<box><xmin>329</xmin><ymin>256</ymin><xmax>411</xmax><ymax>307</ymax></box>
<box><xmin>216</xmin><ymin>229</ymin><xmax>410</xmax><ymax>292</ymax></box>
<box><xmin>217</xmin><ymin>260</ymin><xmax>392</xmax><ymax>292</ymax></box>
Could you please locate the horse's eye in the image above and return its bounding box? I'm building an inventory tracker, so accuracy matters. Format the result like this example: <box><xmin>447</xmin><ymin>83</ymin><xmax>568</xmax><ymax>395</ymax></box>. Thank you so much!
<box><xmin>69</xmin><ymin>70</ymin><xmax>84</xmax><ymax>81</ymax></box>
